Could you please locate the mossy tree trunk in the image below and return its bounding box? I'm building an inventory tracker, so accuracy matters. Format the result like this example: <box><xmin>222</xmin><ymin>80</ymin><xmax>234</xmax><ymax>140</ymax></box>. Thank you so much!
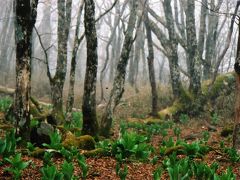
<box><xmin>100</xmin><ymin>0</ymin><xmax>138</xmax><ymax>137</ymax></box>
<box><xmin>14</xmin><ymin>0</ymin><xmax>38</xmax><ymax>141</ymax></box>
<box><xmin>81</xmin><ymin>0</ymin><xmax>99</xmax><ymax>137</ymax></box>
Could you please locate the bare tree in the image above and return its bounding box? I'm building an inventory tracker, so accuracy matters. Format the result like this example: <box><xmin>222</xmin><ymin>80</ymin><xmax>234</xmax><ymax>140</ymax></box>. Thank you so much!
<box><xmin>144</xmin><ymin>2</ymin><xmax>158</xmax><ymax>116</ymax></box>
<box><xmin>81</xmin><ymin>0</ymin><xmax>99</xmax><ymax>136</ymax></box>
<box><xmin>100</xmin><ymin>0</ymin><xmax>138</xmax><ymax>137</ymax></box>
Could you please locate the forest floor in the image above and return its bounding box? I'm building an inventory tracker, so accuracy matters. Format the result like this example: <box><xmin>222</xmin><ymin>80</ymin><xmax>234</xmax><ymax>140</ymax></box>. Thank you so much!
<box><xmin>0</xmin><ymin>115</ymin><xmax>239</xmax><ymax>180</ymax></box>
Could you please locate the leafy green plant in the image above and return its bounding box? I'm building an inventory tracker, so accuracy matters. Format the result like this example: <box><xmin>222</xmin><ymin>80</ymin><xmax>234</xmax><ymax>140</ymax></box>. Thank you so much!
<box><xmin>43</xmin><ymin>151</ymin><xmax>53</xmax><ymax>166</ymax></box>
<box><xmin>116</xmin><ymin>162</ymin><xmax>128</xmax><ymax>180</ymax></box>
<box><xmin>27</xmin><ymin>142</ymin><xmax>36</xmax><ymax>152</ymax></box>
<box><xmin>41</xmin><ymin>165</ymin><xmax>63</xmax><ymax>180</ymax></box>
<box><xmin>0</xmin><ymin>129</ymin><xmax>20</xmax><ymax>158</ymax></box>
<box><xmin>211</xmin><ymin>112</ymin><xmax>220</xmax><ymax>125</ymax></box>
<box><xmin>77</xmin><ymin>154</ymin><xmax>88</xmax><ymax>179</ymax></box>
<box><xmin>4</xmin><ymin>153</ymin><xmax>31</xmax><ymax>180</ymax></box>
<box><xmin>173</xmin><ymin>126</ymin><xmax>181</xmax><ymax>139</ymax></box>
<box><xmin>224</xmin><ymin>147</ymin><xmax>240</xmax><ymax>163</ymax></box>
<box><xmin>153</xmin><ymin>166</ymin><xmax>162</xmax><ymax>180</ymax></box>
<box><xmin>43</xmin><ymin>131</ymin><xmax>62</xmax><ymax>150</ymax></box>
<box><xmin>61</xmin><ymin>160</ymin><xmax>76</xmax><ymax>180</ymax></box>
<box><xmin>179</xmin><ymin>114</ymin><xmax>189</xmax><ymax>124</ymax></box>
<box><xmin>202</xmin><ymin>131</ymin><xmax>210</xmax><ymax>143</ymax></box>
<box><xmin>96</xmin><ymin>139</ymin><xmax>112</xmax><ymax>156</ymax></box>
<box><xmin>111</xmin><ymin>132</ymin><xmax>151</xmax><ymax>161</ymax></box>
<box><xmin>218</xmin><ymin>167</ymin><xmax>236</xmax><ymax>180</ymax></box>
<box><xmin>180</xmin><ymin>141</ymin><xmax>209</xmax><ymax>158</ymax></box>
<box><xmin>163</xmin><ymin>153</ymin><xmax>192</xmax><ymax>180</ymax></box>
<box><xmin>0</xmin><ymin>97</ymin><xmax>12</xmax><ymax>112</ymax></box>
<box><xmin>151</xmin><ymin>156</ymin><xmax>158</xmax><ymax>165</ymax></box>
<box><xmin>60</xmin><ymin>148</ymin><xmax>74</xmax><ymax>162</ymax></box>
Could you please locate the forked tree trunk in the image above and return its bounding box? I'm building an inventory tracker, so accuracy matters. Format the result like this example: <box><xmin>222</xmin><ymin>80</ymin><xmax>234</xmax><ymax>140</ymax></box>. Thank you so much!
<box><xmin>100</xmin><ymin>0</ymin><xmax>138</xmax><ymax>137</ymax></box>
<box><xmin>81</xmin><ymin>0</ymin><xmax>99</xmax><ymax>136</ymax></box>
<box><xmin>14</xmin><ymin>0</ymin><xmax>38</xmax><ymax>141</ymax></box>
<box><xmin>49</xmin><ymin>0</ymin><xmax>72</xmax><ymax>124</ymax></box>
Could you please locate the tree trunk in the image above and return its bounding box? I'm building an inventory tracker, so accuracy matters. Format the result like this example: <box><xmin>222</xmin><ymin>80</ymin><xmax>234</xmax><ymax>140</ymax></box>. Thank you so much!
<box><xmin>14</xmin><ymin>0</ymin><xmax>38</xmax><ymax>141</ymax></box>
<box><xmin>81</xmin><ymin>0</ymin><xmax>99</xmax><ymax>137</ymax></box>
<box><xmin>100</xmin><ymin>0</ymin><xmax>138</xmax><ymax>137</ymax></box>
<box><xmin>144</xmin><ymin>10</ymin><xmax>158</xmax><ymax>116</ymax></box>
<box><xmin>185</xmin><ymin>0</ymin><xmax>201</xmax><ymax>96</ymax></box>
<box><xmin>233</xmin><ymin>20</ymin><xmax>240</xmax><ymax>149</ymax></box>
<box><xmin>49</xmin><ymin>0</ymin><xmax>72</xmax><ymax>124</ymax></box>
<box><xmin>66</xmin><ymin>0</ymin><xmax>84</xmax><ymax>123</ymax></box>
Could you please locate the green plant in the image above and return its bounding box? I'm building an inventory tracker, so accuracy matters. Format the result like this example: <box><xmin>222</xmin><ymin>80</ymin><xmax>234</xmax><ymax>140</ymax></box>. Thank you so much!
<box><xmin>43</xmin><ymin>131</ymin><xmax>62</xmax><ymax>150</ymax></box>
<box><xmin>4</xmin><ymin>153</ymin><xmax>31</xmax><ymax>180</ymax></box>
<box><xmin>0</xmin><ymin>97</ymin><xmax>12</xmax><ymax>112</ymax></box>
<box><xmin>61</xmin><ymin>160</ymin><xmax>77</xmax><ymax>180</ymax></box>
<box><xmin>224</xmin><ymin>147</ymin><xmax>240</xmax><ymax>163</ymax></box>
<box><xmin>202</xmin><ymin>131</ymin><xmax>210</xmax><ymax>143</ymax></box>
<box><xmin>180</xmin><ymin>141</ymin><xmax>209</xmax><ymax>158</ymax></box>
<box><xmin>43</xmin><ymin>151</ymin><xmax>53</xmax><ymax>166</ymax></box>
<box><xmin>116</xmin><ymin>162</ymin><xmax>128</xmax><ymax>180</ymax></box>
<box><xmin>41</xmin><ymin>165</ymin><xmax>63</xmax><ymax>180</ymax></box>
<box><xmin>27</xmin><ymin>142</ymin><xmax>36</xmax><ymax>152</ymax></box>
<box><xmin>151</xmin><ymin>156</ymin><xmax>158</xmax><ymax>165</ymax></box>
<box><xmin>0</xmin><ymin>129</ymin><xmax>20</xmax><ymax>158</ymax></box>
<box><xmin>153</xmin><ymin>166</ymin><xmax>162</xmax><ymax>180</ymax></box>
<box><xmin>164</xmin><ymin>153</ymin><xmax>192</xmax><ymax>180</ymax></box>
<box><xmin>173</xmin><ymin>126</ymin><xmax>181</xmax><ymax>139</ymax></box>
<box><xmin>111</xmin><ymin>132</ymin><xmax>151</xmax><ymax>161</ymax></box>
<box><xmin>77</xmin><ymin>154</ymin><xmax>88</xmax><ymax>179</ymax></box>
<box><xmin>211</xmin><ymin>112</ymin><xmax>220</xmax><ymax>125</ymax></box>
<box><xmin>60</xmin><ymin>148</ymin><xmax>74</xmax><ymax>162</ymax></box>
<box><xmin>96</xmin><ymin>139</ymin><xmax>112</xmax><ymax>156</ymax></box>
<box><xmin>179</xmin><ymin>114</ymin><xmax>189</xmax><ymax>124</ymax></box>
<box><xmin>218</xmin><ymin>167</ymin><xmax>236</xmax><ymax>180</ymax></box>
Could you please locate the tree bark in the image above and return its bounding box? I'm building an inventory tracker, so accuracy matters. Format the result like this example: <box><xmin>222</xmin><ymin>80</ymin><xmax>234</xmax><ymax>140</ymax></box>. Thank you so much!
<box><xmin>185</xmin><ymin>0</ymin><xmax>201</xmax><ymax>96</ymax></box>
<box><xmin>49</xmin><ymin>0</ymin><xmax>72</xmax><ymax>124</ymax></box>
<box><xmin>14</xmin><ymin>0</ymin><xmax>38</xmax><ymax>141</ymax></box>
<box><xmin>233</xmin><ymin>17</ymin><xmax>240</xmax><ymax>149</ymax></box>
<box><xmin>66</xmin><ymin>0</ymin><xmax>84</xmax><ymax>123</ymax></box>
<box><xmin>100</xmin><ymin>0</ymin><xmax>138</xmax><ymax>137</ymax></box>
<box><xmin>81</xmin><ymin>0</ymin><xmax>99</xmax><ymax>136</ymax></box>
<box><xmin>144</xmin><ymin>9</ymin><xmax>158</xmax><ymax>116</ymax></box>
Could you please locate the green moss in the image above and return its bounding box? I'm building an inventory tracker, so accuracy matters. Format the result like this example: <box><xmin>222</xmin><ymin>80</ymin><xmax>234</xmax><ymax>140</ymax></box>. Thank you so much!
<box><xmin>158</xmin><ymin>100</ymin><xmax>183</xmax><ymax>120</ymax></box>
<box><xmin>82</xmin><ymin>148</ymin><xmax>106</xmax><ymax>157</ymax></box>
<box><xmin>62</xmin><ymin>132</ymin><xmax>95</xmax><ymax>150</ymax></box>
<box><xmin>30</xmin><ymin>147</ymin><xmax>45</xmax><ymax>157</ymax></box>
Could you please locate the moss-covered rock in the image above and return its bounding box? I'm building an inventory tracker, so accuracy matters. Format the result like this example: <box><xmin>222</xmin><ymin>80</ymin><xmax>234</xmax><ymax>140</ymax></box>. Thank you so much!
<box><xmin>62</xmin><ymin>131</ymin><xmax>95</xmax><ymax>150</ymax></box>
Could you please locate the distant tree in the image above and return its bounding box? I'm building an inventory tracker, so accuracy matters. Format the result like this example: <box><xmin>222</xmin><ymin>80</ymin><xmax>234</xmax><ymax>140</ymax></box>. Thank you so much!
<box><xmin>14</xmin><ymin>0</ymin><xmax>38</xmax><ymax>141</ymax></box>
<box><xmin>81</xmin><ymin>0</ymin><xmax>99</xmax><ymax>136</ymax></box>
<box><xmin>100</xmin><ymin>0</ymin><xmax>138</xmax><ymax>137</ymax></box>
